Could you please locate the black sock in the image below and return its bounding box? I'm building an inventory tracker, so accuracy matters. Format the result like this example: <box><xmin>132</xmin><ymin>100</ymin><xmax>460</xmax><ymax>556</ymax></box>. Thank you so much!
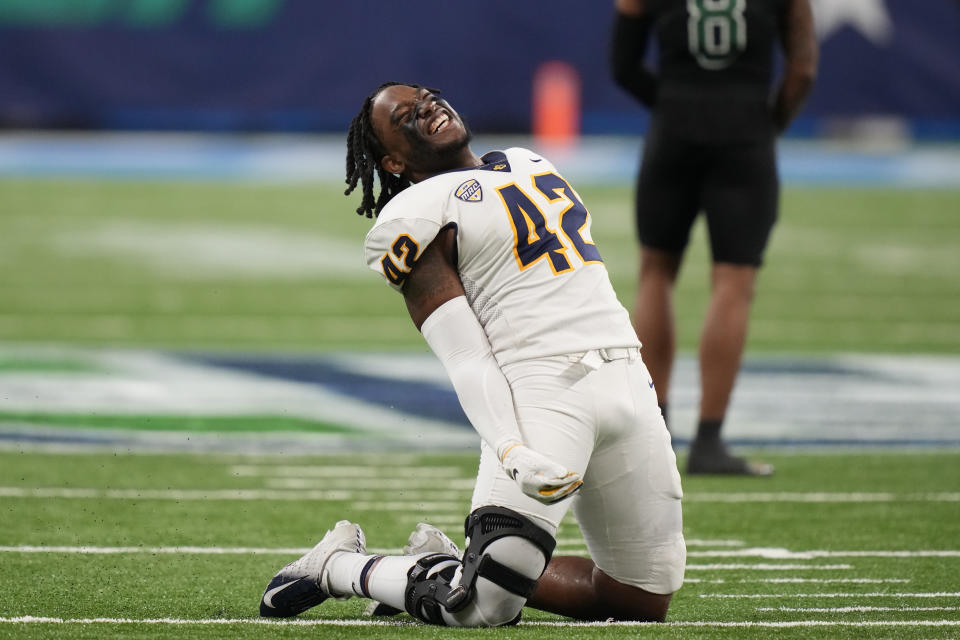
<box><xmin>695</xmin><ymin>418</ymin><xmax>723</xmax><ymax>442</ymax></box>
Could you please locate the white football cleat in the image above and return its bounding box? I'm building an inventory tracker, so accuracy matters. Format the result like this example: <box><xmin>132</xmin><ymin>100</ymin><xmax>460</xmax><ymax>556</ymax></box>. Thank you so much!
<box><xmin>405</xmin><ymin>522</ymin><xmax>462</xmax><ymax>559</ymax></box>
<box><xmin>363</xmin><ymin>522</ymin><xmax>461</xmax><ymax>617</ymax></box>
<box><xmin>260</xmin><ymin>520</ymin><xmax>366</xmax><ymax>618</ymax></box>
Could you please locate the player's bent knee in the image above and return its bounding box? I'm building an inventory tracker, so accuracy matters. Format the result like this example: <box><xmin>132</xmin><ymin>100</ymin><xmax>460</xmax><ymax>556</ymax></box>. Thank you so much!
<box><xmin>596</xmin><ymin>569</ymin><xmax>674</xmax><ymax>622</ymax></box>
<box><xmin>404</xmin><ymin>506</ymin><xmax>557</xmax><ymax>627</ymax></box>
<box><xmin>448</xmin><ymin>506</ymin><xmax>557</xmax><ymax>626</ymax></box>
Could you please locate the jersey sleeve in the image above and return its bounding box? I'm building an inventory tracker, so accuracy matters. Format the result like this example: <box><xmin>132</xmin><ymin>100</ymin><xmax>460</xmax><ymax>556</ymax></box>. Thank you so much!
<box><xmin>363</xmin><ymin>188</ymin><xmax>448</xmax><ymax>292</ymax></box>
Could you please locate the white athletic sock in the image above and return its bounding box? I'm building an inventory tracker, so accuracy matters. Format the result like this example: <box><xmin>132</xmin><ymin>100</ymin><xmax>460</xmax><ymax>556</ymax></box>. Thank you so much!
<box><xmin>325</xmin><ymin>552</ymin><xmax>424</xmax><ymax>608</ymax></box>
<box><xmin>362</xmin><ymin>555</ymin><xmax>424</xmax><ymax>609</ymax></box>
<box><xmin>323</xmin><ymin>551</ymin><xmax>372</xmax><ymax>598</ymax></box>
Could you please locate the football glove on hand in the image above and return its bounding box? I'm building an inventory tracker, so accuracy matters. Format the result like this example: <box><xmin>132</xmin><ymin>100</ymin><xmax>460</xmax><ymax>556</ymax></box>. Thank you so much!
<box><xmin>497</xmin><ymin>440</ymin><xmax>583</xmax><ymax>505</ymax></box>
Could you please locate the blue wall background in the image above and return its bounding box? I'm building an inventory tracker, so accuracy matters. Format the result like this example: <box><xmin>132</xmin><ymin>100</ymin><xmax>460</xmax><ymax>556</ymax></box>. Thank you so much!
<box><xmin>1</xmin><ymin>0</ymin><xmax>958</xmax><ymax>137</ymax></box>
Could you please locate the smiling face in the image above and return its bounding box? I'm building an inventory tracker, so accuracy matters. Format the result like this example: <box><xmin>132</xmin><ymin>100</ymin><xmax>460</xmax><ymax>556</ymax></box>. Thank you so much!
<box><xmin>370</xmin><ymin>84</ymin><xmax>478</xmax><ymax>182</ymax></box>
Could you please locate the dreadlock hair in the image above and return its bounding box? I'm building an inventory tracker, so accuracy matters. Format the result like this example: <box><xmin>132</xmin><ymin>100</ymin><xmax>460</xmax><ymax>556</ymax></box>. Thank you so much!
<box><xmin>344</xmin><ymin>81</ymin><xmax>419</xmax><ymax>218</ymax></box>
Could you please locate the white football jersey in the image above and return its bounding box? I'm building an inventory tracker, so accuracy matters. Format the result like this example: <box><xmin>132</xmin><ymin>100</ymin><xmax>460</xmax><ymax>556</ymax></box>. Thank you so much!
<box><xmin>364</xmin><ymin>147</ymin><xmax>639</xmax><ymax>365</ymax></box>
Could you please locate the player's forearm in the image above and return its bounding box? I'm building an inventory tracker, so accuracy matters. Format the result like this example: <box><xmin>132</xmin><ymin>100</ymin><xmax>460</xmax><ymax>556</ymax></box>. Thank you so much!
<box><xmin>610</xmin><ymin>11</ymin><xmax>658</xmax><ymax>108</ymax></box>
<box><xmin>774</xmin><ymin>0</ymin><xmax>818</xmax><ymax>133</ymax></box>
<box><xmin>420</xmin><ymin>296</ymin><xmax>521</xmax><ymax>454</ymax></box>
<box><xmin>773</xmin><ymin>65</ymin><xmax>816</xmax><ymax>133</ymax></box>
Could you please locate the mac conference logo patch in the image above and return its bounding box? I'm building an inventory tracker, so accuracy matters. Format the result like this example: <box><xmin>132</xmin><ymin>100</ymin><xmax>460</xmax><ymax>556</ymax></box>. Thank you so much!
<box><xmin>456</xmin><ymin>179</ymin><xmax>482</xmax><ymax>202</ymax></box>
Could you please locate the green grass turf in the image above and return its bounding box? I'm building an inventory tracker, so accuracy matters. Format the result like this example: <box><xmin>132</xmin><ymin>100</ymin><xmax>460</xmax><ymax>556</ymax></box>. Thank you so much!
<box><xmin>0</xmin><ymin>412</ymin><xmax>354</xmax><ymax>433</ymax></box>
<box><xmin>1</xmin><ymin>449</ymin><xmax>958</xmax><ymax>639</ymax></box>
<box><xmin>1</xmin><ymin>176</ymin><xmax>958</xmax><ymax>640</ymax></box>
<box><xmin>1</xmin><ymin>179</ymin><xmax>957</xmax><ymax>353</ymax></box>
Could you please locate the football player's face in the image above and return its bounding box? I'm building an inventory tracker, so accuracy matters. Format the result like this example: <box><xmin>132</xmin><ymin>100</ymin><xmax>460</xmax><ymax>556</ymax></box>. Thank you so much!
<box><xmin>371</xmin><ymin>84</ymin><xmax>472</xmax><ymax>176</ymax></box>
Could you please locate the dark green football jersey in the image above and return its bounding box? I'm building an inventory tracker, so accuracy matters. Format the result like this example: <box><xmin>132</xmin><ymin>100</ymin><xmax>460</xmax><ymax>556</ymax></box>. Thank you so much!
<box><xmin>646</xmin><ymin>0</ymin><xmax>790</xmax><ymax>141</ymax></box>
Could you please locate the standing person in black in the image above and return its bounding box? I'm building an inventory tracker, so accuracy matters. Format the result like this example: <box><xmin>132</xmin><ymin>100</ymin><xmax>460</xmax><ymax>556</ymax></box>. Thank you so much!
<box><xmin>611</xmin><ymin>0</ymin><xmax>817</xmax><ymax>475</ymax></box>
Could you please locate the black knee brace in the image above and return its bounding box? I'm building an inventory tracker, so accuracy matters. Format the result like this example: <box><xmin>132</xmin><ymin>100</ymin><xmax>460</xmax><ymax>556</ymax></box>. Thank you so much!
<box><xmin>403</xmin><ymin>507</ymin><xmax>556</xmax><ymax>625</ymax></box>
<box><xmin>404</xmin><ymin>553</ymin><xmax>460</xmax><ymax>625</ymax></box>
<box><xmin>444</xmin><ymin>506</ymin><xmax>556</xmax><ymax>612</ymax></box>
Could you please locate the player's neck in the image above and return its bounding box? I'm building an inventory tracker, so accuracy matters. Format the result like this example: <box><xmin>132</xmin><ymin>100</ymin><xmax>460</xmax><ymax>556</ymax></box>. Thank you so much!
<box><xmin>409</xmin><ymin>149</ymin><xmax>484</xmax><ymax>183</ymax></box>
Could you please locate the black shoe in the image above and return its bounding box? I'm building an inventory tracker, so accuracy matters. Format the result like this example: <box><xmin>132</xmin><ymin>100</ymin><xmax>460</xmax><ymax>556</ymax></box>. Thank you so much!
<box><xmin>686</xmin><ymin>439</ymin><xmax>773</xmax><ymax>476</ymax></box>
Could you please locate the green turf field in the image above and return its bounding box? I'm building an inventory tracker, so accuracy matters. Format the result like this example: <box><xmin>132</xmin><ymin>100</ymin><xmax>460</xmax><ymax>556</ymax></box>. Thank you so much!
<box><xmin>1</xmin><ymin>176</ymin><xmax>958</xmax><ymax>638</ymax></box>
<box><xmin>1</xmin><ymin>179</ymin><xmax>958</xmax><ymax>353</ymax></box>
<box><xmin>1</xmin><ymin>449</ymin><xmax>958</xmax><ymax>638</ymax></box>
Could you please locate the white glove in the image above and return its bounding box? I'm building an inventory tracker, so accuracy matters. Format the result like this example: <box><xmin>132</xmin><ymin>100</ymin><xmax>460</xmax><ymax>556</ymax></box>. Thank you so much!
<box><xmin>497</xmin><ymin>440</ymin><xmax>583</xmax><ymax>505</ymax></box>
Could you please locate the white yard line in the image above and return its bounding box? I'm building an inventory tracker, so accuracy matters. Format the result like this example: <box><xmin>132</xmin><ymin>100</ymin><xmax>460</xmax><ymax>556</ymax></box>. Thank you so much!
<box><xmin>685</xmin><ymin>539</ymin><xmax>746</xmax><ymax>547</ymax></box>
<box><xmin>758</xmin><ymin>606</ymin><xmax>960</xmax><ymax>612</ymax></box>
<box><xmin>685</xmin><ymin>492</ymin><xmax>960</xmax><ymax>503</ymax></box>
<box><xmin>1</xmin><ymin>544</ymin><xmax>952</xmax><ymax>574</ymax></box>
<box><xmin>0</xmin><ymin>545</ymin><xmax>319</xmax><ymax>555</ymax></box>
<box><xmin>686</xmin><ymin>564</ymin><xmax>853</xmax><ymax>570</ymax></box>
<box><xmin>0</xmin><ymin>545</ymin><xmax>460</xmax><ymax>555</ymax></box>
<box><xmin>2</xmin><ymin>616</ymin><xmax>960</xmax><ymax>628</ymax></box>
<box><xmin>352</xmin><ymin>501</ymin><xmax>467</xmax><ymax>511</ymax></box>
<box><xmin>689</xmin><ymin>548</ymin><xmax>960</xmax><ymax>559</ymax></box>
<box><xmin>229</xmin><ymin>465</ymin><xmax>467</xmax><ymax>478</ymax></box>
<box><xmin>702</xmin><ymin>592</ymin><xmax>960</xmax><ymax>598</ymax></box>
<box><xmin>264</xmin><ymin>478</ymin><xmax>476</xmax><ymax>490</ymax></box>
<box><xmin>0</xmin><ymin>545</ymin><xmax>427</xmax><ymax>556</ymax></box>
<box><xmin>3</xmin><ymin>486</ymin><xmax>958</xmax><ymax>502</ymax></box>
<box><xmin>2</xmin><ymin>545</ymin><xmax>945</xmax><ymax>564</ymax></box>
<box><xmin>413</xmin><ymin>514</ymin><xmax>464</xmax><ymax>525</ymax></box>
<box><xmin>0</xmin><ymin>487</ymin><xmax>468</xmax><ymax>509</ymax></box>
<box><xmin>0</xmin><ymin>616</ymin><xmax>410</xmax><ymax>627</ymax></box>
<box><xmin>687</xmin><ymin>578</ymin><xmax>909</xmax><ymax>584</ymax></box>
<box><xmin>657</xmin><ymin>621</ymin><xmax>960</xmax><ymax>628</ymax></box>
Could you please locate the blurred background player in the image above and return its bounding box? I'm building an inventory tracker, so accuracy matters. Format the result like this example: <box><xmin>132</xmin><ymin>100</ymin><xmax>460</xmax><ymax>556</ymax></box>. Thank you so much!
<box><xmin>259</xmin><ymin>82</ymin><xmax>686</xmax><ymax>626</ymax></box>
<box><xmin>611</xmin><ymin>0</ymin><xmax>818</xmax><ymax>475</ymax></box>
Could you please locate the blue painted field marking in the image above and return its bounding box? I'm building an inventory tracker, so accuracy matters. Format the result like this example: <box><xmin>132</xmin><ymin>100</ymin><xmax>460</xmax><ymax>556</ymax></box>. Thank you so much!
<box><xmin>0</xmin><ymin>347</ymin><xmax>958</xmax><ymax>451</ymax></box>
